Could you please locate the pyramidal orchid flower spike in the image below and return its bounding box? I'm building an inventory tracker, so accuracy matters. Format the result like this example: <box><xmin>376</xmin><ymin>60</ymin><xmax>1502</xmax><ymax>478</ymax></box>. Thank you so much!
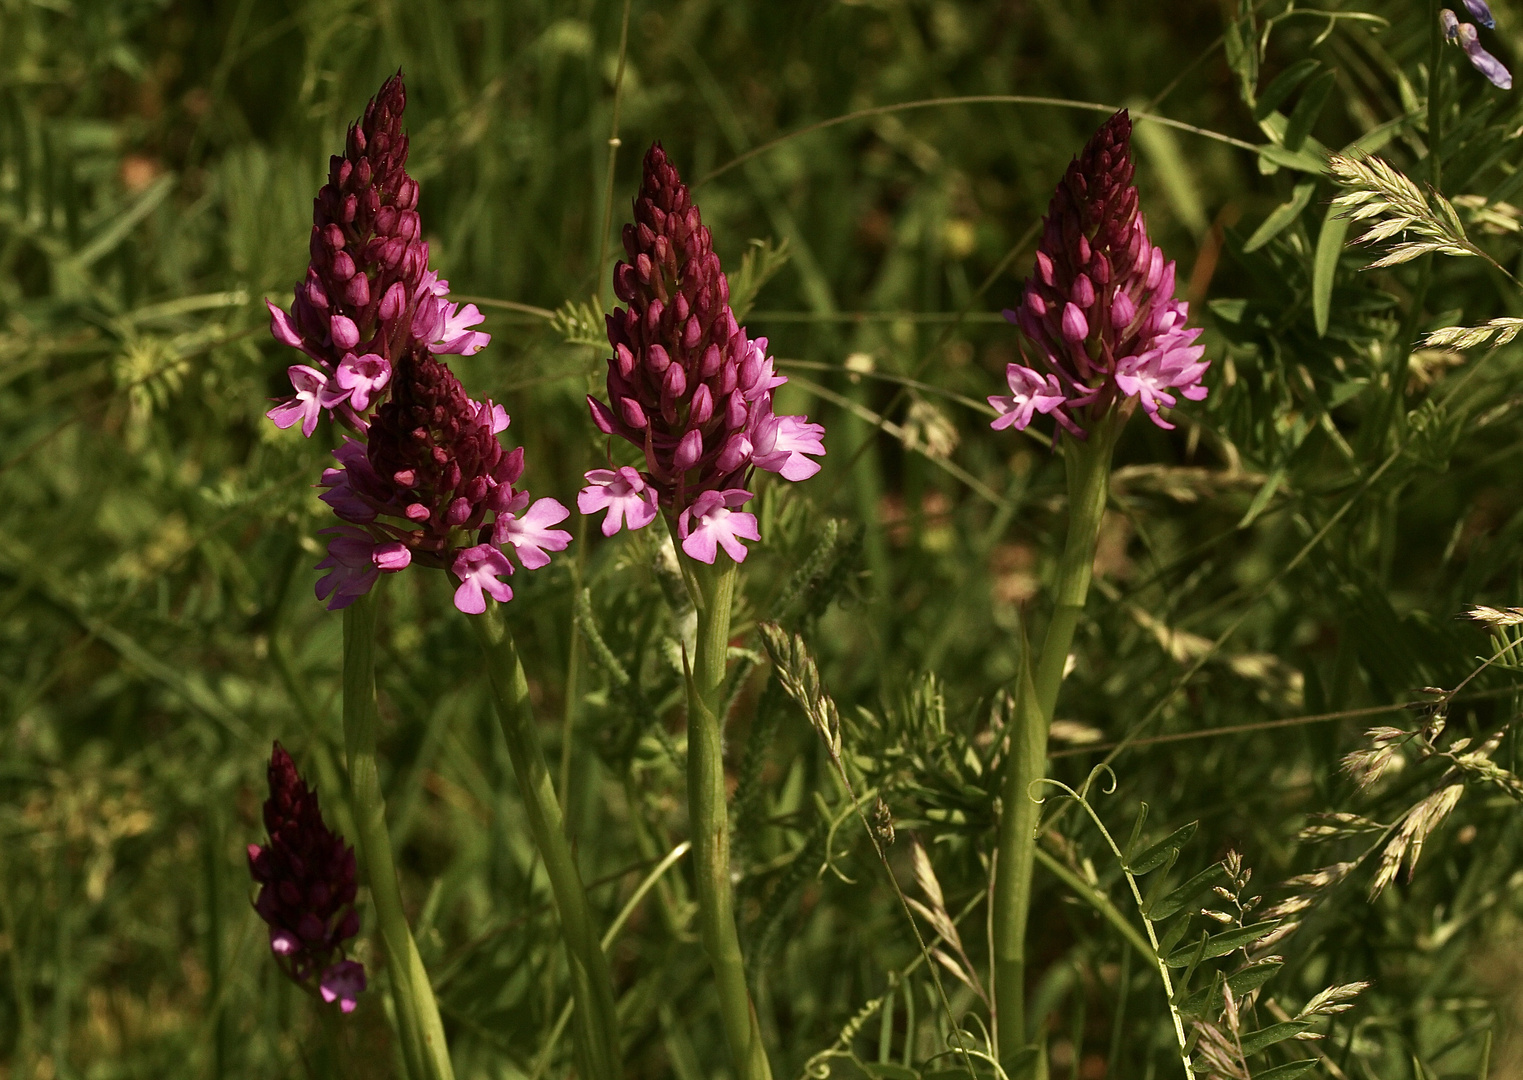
<box><xmin>264</xmin><ymin>74</ymin><xmax>492</xmax><ymax>437</ymax></box>
<box><xmin>994</xmin><ymin>110</ymin><xmax>1208</xmax><ymax>437</ymax></box>
<box><xmin>247</xmin><ymin>742</ymin><xmax>365</xmax><ymax>1013</ymax></box>
<box><xmin>579</xmin><ymin>143</ymin><xmax>825</xmax><ymax>564</ymax></box>
<box><xmin>265</xmin><ymin>75</ymin><xmax>569</xmax><ymax>614</ymax></box>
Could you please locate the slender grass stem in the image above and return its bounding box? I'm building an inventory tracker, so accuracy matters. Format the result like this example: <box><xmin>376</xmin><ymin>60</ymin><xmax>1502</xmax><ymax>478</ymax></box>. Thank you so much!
<box><xmin>342</xmin><ymin>591</ymin><xmax>454</xmax><ymax>1080</ymax></box>
<box><xmin>697</xmin><ymin>97</ymin><xmax>1259</xmax><ymax>187</ymax></box>
<box><xmin>468</xmin><ymin>604</ymin><xmax>622</xmax><ymax>1080</ymax></box>
<box><xmin>679</xmin><ymin>553</ymin><xmax>773</xmax><ymax>1080</ymax></box>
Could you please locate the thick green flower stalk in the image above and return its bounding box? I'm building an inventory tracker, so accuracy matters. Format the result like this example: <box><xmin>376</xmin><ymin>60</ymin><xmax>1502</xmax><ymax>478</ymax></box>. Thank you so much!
<box><xmin>343</xmin><ymin>592</ymin><xmax>455</xmax><ymax>1080</ymax></box>
<box><xmin>987</xmin><ymin>110</ymin><xmax>1209</xmax><ymax>1067</ymax></box>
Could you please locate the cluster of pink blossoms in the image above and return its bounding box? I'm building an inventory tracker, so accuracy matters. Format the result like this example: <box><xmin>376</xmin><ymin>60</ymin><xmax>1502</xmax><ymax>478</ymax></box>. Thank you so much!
<box><xmin>265</xmin><ymin>74</ymin><xmax>569</xmax><ymax>613</ymax></box>
<box><xmin>578</xmin><ymin>144</ymin><xmax>825</xmax><ymax>563</ymax></box>
<box><xmin>990</xmin><ymin>110</ymin><xmax>1208</xmax><ymax>438</ymax></box>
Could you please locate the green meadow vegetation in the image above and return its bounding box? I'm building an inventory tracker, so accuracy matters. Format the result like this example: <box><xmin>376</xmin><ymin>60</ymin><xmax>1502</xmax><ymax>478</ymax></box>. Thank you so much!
<box><xmin>3</xmin><ymin>1</ymin><xmax>1523</xmax><ymax>1077</ymax></box>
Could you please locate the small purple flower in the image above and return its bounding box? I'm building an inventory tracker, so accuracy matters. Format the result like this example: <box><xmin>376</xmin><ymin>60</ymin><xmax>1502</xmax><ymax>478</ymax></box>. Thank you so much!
<box><xmin>581</xmin><ymin>144</ymin><xmax>825</xmax><ymax>563</ymax></box>
<box><xmin>413</xmin><ymin>271</ymin><xmax>491</xmax><ymax>356</ymax></box>
<box><xmin>451</xmin><ymin>543</ymin><xmax>515</xmax><ymax>613</ymax></box>
<box><xmin>678</xmin><ymin>489</ymin><xmax>760</xmax><ymax>564</ymax></box>
<box><xmin>267</xmin><ymin>365</ymin><xmax>335</xmax><ymax>438</ymax></box>
<box><xmin>319</xmin><ymin>960</ymin><xmax>368</xmax><ymax>1014</ymax></box>
<box><xmin>314</xmin><ymin>525</ymin><xmax>408</xmax><ymax>610</ymax></box>
<box><xmin>1463</xmin><ymin>0</ymin><xmax>1496</xmax><ymax>28</ymax></box>
<box><xmin>577</xmin><ymin>467</ymin><xmax>661</xmax><ymax>536</ymax></box>
<box><xmin>996</xmin><ymin>110</ymin><xmax>1210</xmax><ymax>438</ymax></box>
<box><xmin>491</xmin><ymin>492</ymin><xmax>573</xmax><ymax>569</ymax></box>
<box><xmin>988</xmin><ymin>364</ymin><xmax>1071</xmax><ymax>433</ymax></box>
<box><xmin>1442</xmin><ymin>8</ymin><xmax>1463</xmax><ymax>38</ymax></box>
<box><xmin>1114</xmin><ymin>346</ymin><xmax>1210</xmax><ymax>430</ymax></box>
<box><xmin>749</xmin><ymin>403</ymin><xmax>827</xmax><ymax>481</ymax></box>
<box><xmin>332</xmin><ymin>352</ymin><xmax>392</xmax><ymax>412</ymax></box>
<box><xmin>248</xmin><ymin>743</ymin><xmax>363</xmax><ymax>1011</ymax></box>
<box><xmin>1457</xmin><ymin>21</ymin><xmax>1513</xmax><ymax>89</ymax></box>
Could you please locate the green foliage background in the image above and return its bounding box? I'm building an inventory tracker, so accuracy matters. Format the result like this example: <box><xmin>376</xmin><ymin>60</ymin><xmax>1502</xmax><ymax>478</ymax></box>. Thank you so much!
<box><xmin>3</xmin><ymin>0</ymin><xmax>1523</xmax><ymax>1077</ymax></box>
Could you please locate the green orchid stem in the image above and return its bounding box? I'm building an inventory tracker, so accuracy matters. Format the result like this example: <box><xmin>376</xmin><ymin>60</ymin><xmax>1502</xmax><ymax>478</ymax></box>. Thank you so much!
<box><xmin>469</xmin><ymin>603</ymin><xmax>622</xmax><ymax>1080</ymax></box>
<box><xmin>993</xmin><ymin>415</ymin><xmax>1121</xmax><ymax>1068</ymax></box>
<box><xmin>679</xmin><ymin>552</ymin><xmax>774</xmax><ymax>1080</ymax></box>
<box><xmin>342</xmin><ymin>591</ymin><xmax>455</xmax><ymax>1080</ymax></box>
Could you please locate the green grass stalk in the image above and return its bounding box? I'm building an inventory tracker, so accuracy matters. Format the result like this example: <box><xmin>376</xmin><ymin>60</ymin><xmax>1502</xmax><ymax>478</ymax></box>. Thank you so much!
<box><xmin>342</xmin><ymin>591</ymin><xmax>455</xmax><ymax>1080</ymax></box>
<box><xmin>992</xmin><ymin>416</ymin><xmax>1122</xmax><ymax>1068</ymax></box>
<box><xmin>680</xmin><ymin>554</ymin><xmax>774</xmax><ymax>1080</ymax></box>
<box><xmin>469</xmin><ymin>604</ymin><xmax>622</xmax><ymax>1080</ymax></box>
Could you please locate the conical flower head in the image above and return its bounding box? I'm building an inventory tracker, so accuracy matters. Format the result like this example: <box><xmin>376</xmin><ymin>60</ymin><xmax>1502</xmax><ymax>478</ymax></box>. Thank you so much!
<box><xmin>581</xmin><ymin>143</ymin><xmax>825</xmax><ymax>563</ymax></box>
<box><xmin>996</xmin><ymin>110</ymin><xmax>1207</xmax><ymax>435</ymax></box>
<box><xmin>265</xmin><ymin>73</ymin><xmax>489</xmax><ymax>435</ymax></box>
<box><xmin>594</xmin><ymin>143</ymin><xmax>758</xmax><ymax>497</ymax></box>
<box><xmin>247</xmin><ymin>742</ymin><xmax>365</xmax><ymax>1011</ymax></box>
<box><xmin>270</xmin><ymin>76</ymin><xmax>424</xmax><ymax>377</ymax></box>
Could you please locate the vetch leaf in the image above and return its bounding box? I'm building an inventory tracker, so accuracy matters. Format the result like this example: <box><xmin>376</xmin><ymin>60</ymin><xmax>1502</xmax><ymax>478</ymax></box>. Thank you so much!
<box><xmin>1259</xmin><ymin>142</ymin><xmax>1330</xmax><ymax>175</ymax></box>
<box><xmin>1165</xmin><ymin>920</ymin><xmax>1279</xmax><ymax>966</ymax></box>
<box><xmin>1177</xmin><ymin>960</ymin><xmax>1285</xmax><ymax>1018</ymax></box>
<box><xmin>1244</xmin><ymin>181</ymin><xmax>1317</xmax><ymax>252</ymax></box>
<box><xmin>1123</xmin><ymin>820</ymin><xmax>1198</xmax><ymax>874</ymax></box>
<box><xmin>1238</xmin><ymin>1021</ymin><xmax>1315</xmax><ymax>1056</ymax></box>
<box><xmin>1283</xmin><ymin>71</ymin><xmax>1337</xmax><ymax>153</ymax></box>
<box><xmin>1254</xmin><ymin>59</ymin><xmax>1322</xmax><ymax>121</ymax></box>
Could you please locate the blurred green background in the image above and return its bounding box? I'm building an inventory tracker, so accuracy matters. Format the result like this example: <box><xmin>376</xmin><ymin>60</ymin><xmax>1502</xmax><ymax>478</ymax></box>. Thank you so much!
<box><xmin>4</xmin><ymin>0</ymin><xmax>1523</xmax><ymax>1077</ymax></box>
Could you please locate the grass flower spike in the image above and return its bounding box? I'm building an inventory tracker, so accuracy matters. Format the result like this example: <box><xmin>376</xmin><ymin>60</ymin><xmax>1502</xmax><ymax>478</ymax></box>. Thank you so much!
<box><xmin>581</xmin><ymin>143</ymin><xmax>824</xmax><ymax>563</ymax></box>
<box><xmin>247</xmin><ymin>743</ymin><xmax>365</xmax><ymax>1013</ymax></box>
<box><xmin>996</xmin><ymin>109</ymin><xmax>1208</xmax><ymax>435</ymax></box>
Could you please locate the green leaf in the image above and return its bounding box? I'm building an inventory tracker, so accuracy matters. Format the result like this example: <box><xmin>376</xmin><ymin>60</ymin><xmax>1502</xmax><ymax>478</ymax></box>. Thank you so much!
<box><xmin>1165</xmin><ymin>920</ymin><xmax>1279</xmax><ymax>966</ymax></box>
<box><xmin>1223</xmin><ymin>3</ymin><xmax>1260</xmax><ymax>107</ymax></box>
<box><xmin>1124</xmin><ymin>802</ymin><xmax>1150</xmax><ymax>861</ymax></box>
<box><xmin>1238</xmin><ymin>1021</ymin><xmax>1316</xmax><ymax>1057</ymax></box>
<box><xmin>1254</xmin><ymin>60</ymin><xmax>1322</xmax><ymax>121</ymax></box>
<box><xmin>1123</xmin><ymin>820</ymin><xmax>1198</xmax><ymax>874</ymax></box>
<box><xmin>1253</xmin><ymin>1060</ymin><xmax>1320</xmax><ymax>1080</ymax></box>
<box><xmin>1244</xmin><ymin>181</ymin><xmax>1317</xmax><ymax>252</ymax></box>
<box><xmin>1177</xmin><ymin>960</ymin><xmax>1286</xmax><ymax>1018</ymax></box>
<box><xmin>1258</xmin><ymin>142</ymin><xmax>1330</xmax><ymax>175</ymax></box>
<box><xmin>1237</xmin><ymin>466</ymin><xmax>1285</xmax><ymax>530</ymax></box>
<box><xmin>1313</xmin><ymin>201</ymin><xmax>1351</xmax><ymax>337</ymax></box>
<box><xmin>1283</xmin><ymin>70</ymin><xmax>1337</xmax><ymax>152</ymax></box>
<box><xmin>1147</xmin><ymin>862</ymin><xmax>1229</xmax><ymax>920</ymax></box>
<box><xmin>1209</xmin><ymin>298</ymin><xmax>1249</xmax><ymax>324</ymax></box>
<box><xmin>1156</xmin><ymin>911</ymin><xmax>1195</xmax><ymax>956</ymax></box>
<box><xmin>864</xmin><ymin>1065</ymin><xmax>921</xmax><ymax>1079</ymax></box>
<box><xmin>1257</xmin><ymin>111</ymin><xmax>1331</xmax><ymax>173</ymax></box>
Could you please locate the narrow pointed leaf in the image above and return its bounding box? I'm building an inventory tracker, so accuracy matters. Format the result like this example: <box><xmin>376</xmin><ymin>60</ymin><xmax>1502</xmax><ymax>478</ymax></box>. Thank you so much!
<box><xmin>1123</xmin><ymin>820</ymin><xmax>1199</xmax><ymax>874</ymax></box>
<box><xmin>1165</xmin><ymin>919</ymin><xmax>1279</xmax><ymax>965</ymax></box>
